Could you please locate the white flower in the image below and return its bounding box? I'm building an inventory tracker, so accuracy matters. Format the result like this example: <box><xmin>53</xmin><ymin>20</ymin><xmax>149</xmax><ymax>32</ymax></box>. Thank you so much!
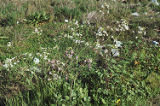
<box><xmin>104</xmin><ymin>3</ymin><xmax>110</xmax><ymax>9</ymax></box>
<box><xmin>103</xmin><ymin>30</ymin><xmax>108</xmax><ymax>36</ymax></box>
<box><xmin>31</xmin><ymin>66</ymin><xmax>41</xmax><ymax>73</ymax></box>
<box><xmin>96</xmin><ymin>42</ymin><xmax>103</xmax><ymax>49</ymax></box>
<box><xmin>35</xmin><ymin>28</ymin><xmax>38</xmax><ymax>33</ymax></box>
<box><xmin>7</xmin><ymin>42</ymin><xmax>12</xmax><ymax>47</ymax></box>
<box><xmin>138</xmin><ymin>26</ymin><xmax>146</xmax><ymax>34</ymax></box>
<box><xmin>43</xmin><ymin>55</ymin><xmax>48</xmax><ymax>60</ymax></box>
<box><xmin>104</xmin><ymin>49</ymin><xmax>108</xmax><ymax>54</ymax></box>
<box><xmin>33</xmin><ymin>28</ymin><xmax>42</xmax><ymax>35</ymax></box>
<box><xmin>3</xmin><ymin>58</ymin><xmax>14</xmax><ymax>68</ymax></box>
<box><xmin>80</xmin><ymin>40</ymin><xmax>85</xmax><ymax>43</ymax></box>
<box><xmin>98</xmin><ymin>27</ymin><xmax>103</xmax><ymax>32</ymax></box>
<box><xmin>85</xmin><ymin>42</ymin><xmax>89</xmax><ymax>46</ymax></box>
<box><xmin>68</xmin><ymin>35</ymin><xmax>73</xmax><ymax>39</ymax></box>
<box><xmin>144</xmin><ymin>31</ymin><xmax>146</xmax><ymax>35</ymax></box>
<box><xmin>152</xmin><ymin>41</ymin><xmax>159</xmax><ymax>45</ymax></box>
<box><xmin>138</xmin><ymin>26</ymin><xmax>144</xmax><ymax>31</ymax></box>
<box><xmin>144</xmin><ymin>12</ymin><xmax>148</xmax><ymax>15</ymax></box>
<box><xmin>138</xmin><ymin>31</ymin><xmax>142</xmax><ymax>34</ymax></box>
<box><xmin>36</xmin><ymin>53</ymin><xmax>41</xmax><ymax>56</ymax></box>
<box><xmin>33</xmin><ymin>58</ymin><xmax>40</xmax><ymax>64</ymax></box>
<box><xmin>115</xmin><ymin>40</ymin><xmax>123</xmax><ymax>48</ymax></box>
<box><xmin>99</xmin><ymin>10</ymin><xmax>102</xmax><ymax>13</ymax></box>
<box><xmin>132</xmin><ymin>12</ymin><xmax>139</xmax><ymax>16</ymax></box>
<box><xmin>28</xmin><ymin>53</ymin><xmax>32</xmax><ymax>57</ymax></box>
<box><xmin>74</xmin><ymin>40</ymin><xmax>81</xmax><ymax>44</ymax></box>
<box><xmin>53</xmin><ymin>74</ymin><xmax>60</xmax><ymax>80</ymax></box>
<box><xmin>152</xmin><ymin>0</ymin><xmax>159</xmax><ymax>6</ymax></box>
<box><xmin>111</xmin><ymin>49</ymin><xmax>120</xmax><ymax>57</ymax></box>
<box><xmin>53</xmin><ymin>45</ymin><xmax>59</xmax><ymax>49</ymax></box>
<box><xmin>101</xmin><ymin>5</ymin><xmax>104</xmax><ymax>9</ymax></box>
<box><xmin>115</xmin><ymin>28</ymin><xmax>119</xmax><ymax>31</ymax></box>
<box><xmin>71</xmin><ymin>28</ymin><xmax>74</xmax><ymax>31</ymax></box>
<box><xmin>49</xmin><ymin>71</ymin><xmax>52</xmax><ymax>75</ymax></box>
<box><xmin>75</xmin><ymin>21</ymin><xmax>78</xmax><ymax>25</ymax></box>
<box><xmin>26</xmin><ymin>69</ymin><xmax>30</xmax><ymax>72</ymax></box>
<box><xmin>3</xmin><ymin>64</ymin><xmax>9</xmax><ymax>68</ymax></box>
<box><xmin>61</xmin><ymin>62</ymin><xmax>65</xmax><ymax>66</ymax></box>
<box><xmin>65</xmin><ymin>19</ymin><xmax>69</xmax><ymax>23</ymax></box>
<box><xmin>17</xmin><ymin>21</ymin><xmax>19</xmax><ymax>24</ymax></box>
<box><xmin>96</xmin><ymin>32</ymin><xmax>103</xmax><ymax>37</ymax></box>
<box><xmin>123</xmin><ymin>24</ymin><xmax>129</xmax><ymax>30</ymax></box>
<box><xmin>75</xmin><ymin>33</ymin><xmax>79</xmax><ymax>37</ymax></box>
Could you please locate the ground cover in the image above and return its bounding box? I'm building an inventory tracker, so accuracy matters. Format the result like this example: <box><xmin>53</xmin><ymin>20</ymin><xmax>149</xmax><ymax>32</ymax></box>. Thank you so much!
<box><xmin>0</xmin><ymin>0</ymin><xmax>160</xmax><ymax>105</ymax></box>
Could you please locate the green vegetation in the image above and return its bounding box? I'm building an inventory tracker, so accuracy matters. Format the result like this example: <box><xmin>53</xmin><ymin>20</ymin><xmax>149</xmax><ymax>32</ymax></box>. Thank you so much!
<box><xmin>0</xmin><ymin>0</ymin><xmax>160</xmax><ymax>105</ymax></box>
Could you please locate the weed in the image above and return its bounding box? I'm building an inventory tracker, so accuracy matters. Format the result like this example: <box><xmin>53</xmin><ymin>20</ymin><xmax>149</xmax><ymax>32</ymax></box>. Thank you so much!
<box><xmin>25</xmin><ymin>12</ymin><xmax>50</xmax><ymax>25</ymax></box>
<box><xmin>0</xmin><ymin>16</ymin><xmax>15</xmax><ymax>27</ymax></box>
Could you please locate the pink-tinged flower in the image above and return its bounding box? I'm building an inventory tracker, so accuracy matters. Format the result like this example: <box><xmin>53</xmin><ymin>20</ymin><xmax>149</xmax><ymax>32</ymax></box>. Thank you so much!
<box><xmin>65</xmin><ymin>49</ymin><xmax>74</xmax><ymax>59</ymax></box>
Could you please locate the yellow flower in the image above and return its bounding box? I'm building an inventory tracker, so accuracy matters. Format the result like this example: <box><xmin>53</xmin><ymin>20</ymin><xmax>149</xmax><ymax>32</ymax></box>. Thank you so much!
<box><xmin>116</xmin><ymin>99</ymin><xmax>121</xmax><ymax>104</ymax></box>
<box><xmin>134</xmin><ymin>60</ymin><xmax>139</xmax><ymax>65</ymax></box>
<box><xmin>38</xmin><ymin>22</ymin><xmax>45</xmax><ymax>26</ymax></box>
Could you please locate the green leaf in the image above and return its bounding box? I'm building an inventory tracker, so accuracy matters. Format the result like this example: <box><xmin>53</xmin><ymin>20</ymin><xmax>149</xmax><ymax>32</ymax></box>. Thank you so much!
<box><xmin>132</xmin><ymin>52</ymin><xmax>137</xmax><ymax>59</ymax></box>
<box><xmin>101</xmin><ymin>98</ymin><xmax>106</xmax><ymax>104</ymax></box>
<box><xmin>0</xmin><ymin>36</ymin><xmax>8</xmax><ymax>39</ymax></box>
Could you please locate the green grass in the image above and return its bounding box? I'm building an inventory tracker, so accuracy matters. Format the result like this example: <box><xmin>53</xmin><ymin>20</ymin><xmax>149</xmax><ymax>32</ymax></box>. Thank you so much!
<box><xmin>0</xmin><ymin>0</ymin><xmax>160</xmax><ymax>105</ymax></box>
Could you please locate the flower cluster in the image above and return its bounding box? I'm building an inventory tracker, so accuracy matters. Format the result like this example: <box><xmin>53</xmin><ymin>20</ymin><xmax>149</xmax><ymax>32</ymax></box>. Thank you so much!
<box><xmin>33</xmin><ymin>27</ymin><xmax>42</xmax><ymax>35</ymax></box>
<box><xmin>111</xmin><ymin>40</ymin><xmax>123</xmax><ymax>57</ymax></box>
<box><xmin>65</xmin><ymin>19</ymin><xmax>69</xmax><ymax>23</ymax></box>
<box><xmin>48</xmin><ymin>72</ymin><xmax>61</xmax><ymax>81</ymax></box>
<box><xmin>33</xmin><ymin>57</ymin><xmax>40</xmax><ymax>64</ymax></box>
<box><xmin>84</xmin><ymin>58</ymin><xmax>92</xmax><ymax>69</ymax></box>
<box><xmin>72</xmin><ymin>31</ymin><xmax>83</xmax><ymax>37</ymax></box>
<box><xmin>100</xmin><ymin>2</ymin><xmax>110</xmax><ymax>14</ymax></box>
<box><xmin>3</xmin><ymin>57</ymin><xmax>18</xmax><ymax>68</ymax></box>
<box><xmin>112</xmin><ymin>19</ymin><xmax>129</xmax><ymax>32</ymax></box>
<box><xmin>7</xmin><ymin>42</ymin><xmax>12</xmax><ymax>47</ymax></box>
<box><xmin>29</xmin><ymin>66</ymin><xmax>41</xmax><ymax>73</ymax></box>
<box><xmin>36</xmin><ymin>51</ymin><xmax>50</xmax><ymax>61</ymax></box>
<box><xmin>94</xmin><ymin>41</ymin><xmax>108</xmax><ymax>57</ymax></box>
<box><xmin>114</xmin><ymin>40</ymin><xmax>123</xmax><ymax>48</ymax></box>
<box><xmin>94</xmin><ymin>38</ymin><xmax>123</xmax><ymax>57</ymax></box>
<box><xmin>138</xmin><ymin>26</ymin><xmax>146</xmax><ymax>35</ymax></box>
<box><xmin>64</xmin><ymin>34</ymin><xmax>90</xmax><ymax>46</ymax></box>
<box><xmin>65</xmin><ymin>48</ymin><xmax>74</xmax><ymax>59</ymax></box>
<box><xmin>152</xmin><ymin>41</ymin><xmax>159</xmax><ymax>46</ymax></box>
<box><xmin>96</xmin><ymin>27</ymin><xmax>108</xmax><ymax>37</ymax></box>
<box><xmin>63</xmin><ymin>20</ymin><xmax>91</xmax><ymax>46</ymax></box>
<box><xmin>49</xmin><ymin>59</ymin><xmax>65</xmax><ymax>71</ymax></box>
<box><xmin>3</xmin><ymin>47</ymin><xmax>51</xmax><ymax>69</ymax></box>
<box><xmin>78</xmin><ymin>58</ymin><xmax>93</xmax><ymax>69</ymax></box>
